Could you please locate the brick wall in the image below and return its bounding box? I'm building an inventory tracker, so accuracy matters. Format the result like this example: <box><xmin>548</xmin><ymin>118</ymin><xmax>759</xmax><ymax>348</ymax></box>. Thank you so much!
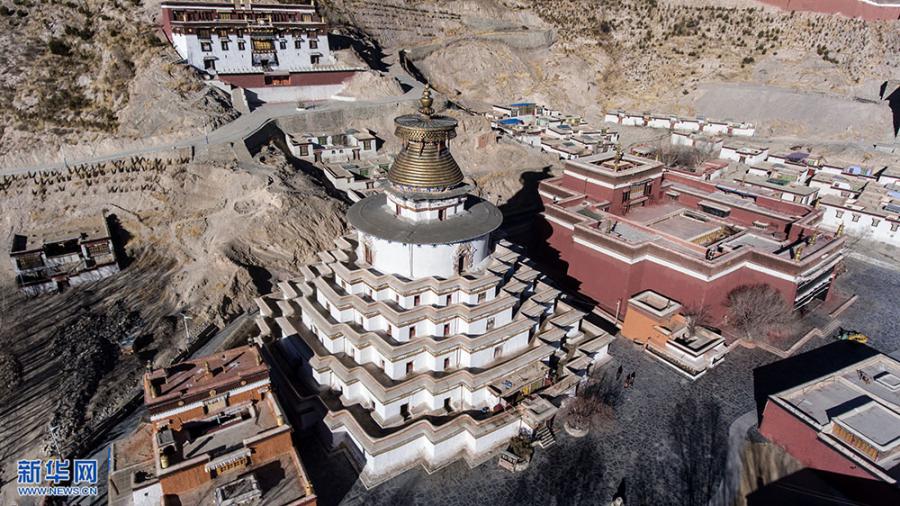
<box><xmin>159</xmin><ymin>460</ymin><xmax>209</xmax><ymax>495</ymax></box>
<box><xmin>545</xmin><ymin>219</ymin><xmax>799</xmax><ymax>320</ymax></box>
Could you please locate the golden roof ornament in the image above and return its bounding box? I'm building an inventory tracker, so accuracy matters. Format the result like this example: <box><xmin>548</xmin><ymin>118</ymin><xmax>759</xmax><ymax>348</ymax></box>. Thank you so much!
<box><xmin>387</xmin><ymin>84</ymin><xmax>464</xmax><ymax>190</ymax></box>
<box><xmin>612</xmin><ymin>144</ymin><xmax>625</xmax><ymax>170</ymax></box>
<box><xmin>419</xmin><ymin>84</ymin><xmax>435</xmax><ymax>117</ymax></box>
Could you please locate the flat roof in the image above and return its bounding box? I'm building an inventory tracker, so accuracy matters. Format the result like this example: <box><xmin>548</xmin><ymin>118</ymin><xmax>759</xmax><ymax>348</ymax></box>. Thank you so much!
<box><xmin>646</xmin><ymin>213</ymin><xmax>725</xmax><ymax>243</ymax></box>
<box><xmin>740</xmin><ymin>174</ymin><xmax>819</xmax><ymax>195</ymax></box>
<box><xmin>777</xmin><ymin>354</ymin><xmax>900</xmax><ymax>428</ymax></box>
<box><xmin>835</xmin><ymin>402</ymin><xmax>900</xmax><ymax>449</ymax></box>
<box><xmin>629</xmin><ymin>290</ymin><xmax>681</xmax><ymax>316</ymax></box>
<box><xmin>567</xmin><ymin>151</ymin><xmax>663</xmax><ymax>178</ymax></box>
<box><xmin>783</xmin><ymin>379</ymin><xmax>864</xmax><ymax>426</ymax></box>
<box><xmin>11</xmin><ymin>214</ymin><xmax>111</xmax><ymax>253</ymax></box>
<box><xmin>180</xmin><ymin>397</ymin><xmax>279</xmax><ymax>458</ymax></box>
<box><xmin>146</xmin><ymin>345</ymin><xmax>269</xmax><ymax>405</ymax></box>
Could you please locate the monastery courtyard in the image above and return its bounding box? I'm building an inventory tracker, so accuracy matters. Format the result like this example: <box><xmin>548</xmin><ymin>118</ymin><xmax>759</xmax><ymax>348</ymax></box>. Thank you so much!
<box><xmin>289</xmin><ymin>255</ymin><xmax>900</xmax><ymax>506</ymax></box>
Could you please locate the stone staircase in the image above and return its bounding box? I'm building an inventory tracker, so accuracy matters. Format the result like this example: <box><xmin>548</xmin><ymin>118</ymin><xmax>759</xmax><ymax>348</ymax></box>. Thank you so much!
<box><xmin>535</xmin><ymin>425</ymin><xmax>556</xmax><ymax>448</ymax></box>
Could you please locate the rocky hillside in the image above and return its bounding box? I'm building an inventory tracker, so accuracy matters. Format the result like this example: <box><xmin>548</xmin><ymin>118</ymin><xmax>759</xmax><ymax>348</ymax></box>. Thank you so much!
<box><xmin>0</xmin><ymin>0</ymin><xmax>236</xmax><ymax>156</ymax></box>
<box><xmin>325</xmin><ymin>0</ymin><xmax>898</xmax><ymax>140</ymax></box>
<box><xmin>526</xmin><ymin>0</ymin><xmax>898</xmax><ymax>103</ymax></box>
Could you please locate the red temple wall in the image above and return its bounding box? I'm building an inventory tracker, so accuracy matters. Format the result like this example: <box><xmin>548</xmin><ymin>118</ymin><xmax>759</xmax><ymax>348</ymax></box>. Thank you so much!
<box><xmin>161</xmin><ymin>8</ymin><xmax>175</xmax><ymax>43</ymax></box>
<box><xmin>672</xmin><ymin>192</ymin><xmax>791</xmax><ymax>233</ymax></box>
<box><xmin>665</xmin><ymin>172</ymin><xmax>811</xmax><ymax>217</ymax></box>
<box><xmin>546</xmin><ymin>220</ymin><xmax>799</xmax><ymax>319</ymax></box>
<box><xmin>757</xmin><ymin>0</ymin><xmax>900</xmax><ymax>20</ymax></box>
<box><xmin>759</xmin><ymin>401</ymin><xmax>878</xmax><ymax>480</ymax></box>
<box><xmin>219</xmin><ymin>70</ymin><xmax>355</xmax><ymax>89</ymax></box>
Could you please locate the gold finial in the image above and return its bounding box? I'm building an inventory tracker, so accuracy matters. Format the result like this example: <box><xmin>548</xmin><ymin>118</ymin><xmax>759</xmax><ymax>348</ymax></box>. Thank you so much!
<box><xmin>837</xmin><ymin>223</ymin><xmax>844</xmax><ymax>236</ymax></box>
<box><xmin>419</xmin><ymin>84</ymin><xmax>434</xmax><ymax>117</ymax></box>
<box><xmin>613</xmin><ymin>144</ymin><xmax>624</xmax><ymax>169</ymax></box>
<box><xmin>793</xmin><ymin>245</ymin><xmax>804</xmax><ymax>261</ymax></box>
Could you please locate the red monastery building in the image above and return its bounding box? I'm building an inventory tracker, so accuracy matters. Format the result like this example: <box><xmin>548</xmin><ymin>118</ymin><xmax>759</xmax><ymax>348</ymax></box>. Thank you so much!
<box><xmin>107</xmin><ymin>345</ymin><xmax>317</xmax><ymax>505</ymax></box>
<box><xmin>759</xmin><ymin>350</ymin><xmax>900</xmax><ymax>484</ymax></box>
<box><xmin>537</xmin><ymin>150</ymin><xmax>846</xmax><ymax>321</ymax></box>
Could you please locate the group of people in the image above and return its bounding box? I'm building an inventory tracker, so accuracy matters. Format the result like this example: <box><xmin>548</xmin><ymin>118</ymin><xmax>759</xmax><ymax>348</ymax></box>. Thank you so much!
<box><xmin>616</xmin><ymin>365</ymin><xmax>637</xmax><ymax>388</ymax></box>
<box><xmin>857</xmin><ymin>368</ymin><xmax>872</xmax><ymax>384</ymax></box>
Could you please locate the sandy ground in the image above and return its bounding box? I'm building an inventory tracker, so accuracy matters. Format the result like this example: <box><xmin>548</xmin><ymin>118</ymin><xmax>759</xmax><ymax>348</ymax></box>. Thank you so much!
<box><xmin>0</xmin><ymin>147</ymin><xmax>347</xmax><ymax>498</ymax></box>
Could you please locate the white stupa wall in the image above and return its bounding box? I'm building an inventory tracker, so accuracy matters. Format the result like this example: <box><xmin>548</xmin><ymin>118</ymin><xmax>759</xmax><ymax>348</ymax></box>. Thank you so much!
<box><xmin>360</xmin><ymin>233</ymin><xmax>492</xmax><ymax>279</ymax></box>
<box><xmin>330</xmin><ymin>279</ymin><xmax>499</xmax><ymax>309</ymax></box>
<box><xmin>386</xmin><ymin>193</ymin><xmax>466</xmax><ymax>222</ymax></box>
<box><xmin>315</xmin><ymin>369</ymin><xmax>503</xmax><ymax>423</ymax></box>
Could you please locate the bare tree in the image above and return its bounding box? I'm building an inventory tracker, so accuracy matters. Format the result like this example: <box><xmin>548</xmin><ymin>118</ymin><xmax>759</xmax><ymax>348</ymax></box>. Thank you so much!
<box><xmin>682</xmin><ymin>301</ymin><xmax>713</xmax><ymax>338</ymax></box>
<box><xmin>566</xmin><ymin>371</ymin><xmax>624</xmax><ymax>430</ymax></box>
<box><xmin>656</xmin><ymin>143</ymin><xmax>713</xmax><ymax>169</ymax></box>
<box><xmin>724</xmin><ymin>284</ymin><xmax>793</xmax><ymax>340</ymax></box>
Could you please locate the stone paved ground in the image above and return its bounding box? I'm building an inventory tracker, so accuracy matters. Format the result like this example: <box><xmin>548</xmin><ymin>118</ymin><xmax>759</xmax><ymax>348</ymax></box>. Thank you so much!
<box><xmin>300</xmin><ymin>255</ymin><xmax>900</xmax><ymax>506</ymax></box>
<box><xmin>310</xmin><ymin>342</ymin><xmax>779</xmax><ymax>506</ymax></box>
<box><xmin>833</xmin><ymin>257</ymin><xmax>900</xmax><ymax>355</ymax></box>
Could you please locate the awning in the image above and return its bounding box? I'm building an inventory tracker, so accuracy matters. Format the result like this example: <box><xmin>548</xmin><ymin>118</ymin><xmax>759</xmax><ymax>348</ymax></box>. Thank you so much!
<box><xmin>489</xmin><ymin>362</ymin><xmax>548</xmax><ymax>397</ymax></box>
<box><xmin>698</xmin><ymin>200</ymin><xmax>731</xmax><ymax>213</ymax></box>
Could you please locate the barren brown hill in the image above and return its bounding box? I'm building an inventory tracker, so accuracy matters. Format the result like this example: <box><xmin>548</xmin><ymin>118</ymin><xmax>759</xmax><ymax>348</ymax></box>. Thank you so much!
<box><xmin>0</xmin><ymin>0</ymin><xmax>236</xmax><ymax>156</ymax></box>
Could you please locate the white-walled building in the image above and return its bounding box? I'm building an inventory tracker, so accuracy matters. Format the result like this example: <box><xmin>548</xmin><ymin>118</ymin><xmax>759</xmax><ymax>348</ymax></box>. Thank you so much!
<box><xmin>257</xmin><ymin>88</ymin><xmax>611</xmax><ymax>487</ymax></box>
<box><xmin>720</xmin><ymin>143</ymin><xmax>769</xmax><ymax>165</ymax></box>
<box><xmin>879</xmin><ymin>168</ymin><xmax>900</xmax><ymax>187</ymax></box>
<box><xmin>809</xmin><ymin>172</ymin><xmax>869</xmax><ymax>199</ymax></box>
<box><xmin>323</xmin><ymin>155</ymin><xmax>394</xmax><ymax>202</ymax></box>
<box><xmin>286</xmin><ymin>129</ymin><xmax>378</xmax><ymax>163</ymax></box>
<box><xmin>818</xmin><ymin>186</ymin><xmax>900</xmax><ymax>245</ymax></box>
<box><xmin>670</xmin><ymin>131</ymin><xmax>724</xmax><ymax>155</ymax></box>
<box><xmin>490</xmin><ymin>101</ymin><xmax>616</xmax><ymax>160</ymax></box>
<box><xmin>161</xmin><ymin>1</ymin><xmax>361</xmax><ymax>102</ymax></box>
<box><xmin>603</xmin><ymin>111</ymin><xmax>755</xmax><ymax>136</ymax></box>
<box><xmin>747</xmin><ymin>161</ymin><xmax>811</xmax><ymax>184</ymax></box>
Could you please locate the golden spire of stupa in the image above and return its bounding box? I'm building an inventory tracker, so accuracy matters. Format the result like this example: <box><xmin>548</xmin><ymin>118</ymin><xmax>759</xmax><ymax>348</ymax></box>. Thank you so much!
<box><xmin>387</xmin><ymin>84</ymin><xmax>464</xmax><ymax>191</ymax></box>
<box><xmin>419</xmin><ymin>84</ymin><xmax>435</xmax><ymax>117</ymax></box>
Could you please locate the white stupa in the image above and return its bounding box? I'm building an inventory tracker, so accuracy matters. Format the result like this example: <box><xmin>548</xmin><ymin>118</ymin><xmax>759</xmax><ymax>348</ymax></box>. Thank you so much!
<box><xmin>256</xmin><ymin>86</ymin><xmax>613</xmax><ymax>487</ymax></box>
